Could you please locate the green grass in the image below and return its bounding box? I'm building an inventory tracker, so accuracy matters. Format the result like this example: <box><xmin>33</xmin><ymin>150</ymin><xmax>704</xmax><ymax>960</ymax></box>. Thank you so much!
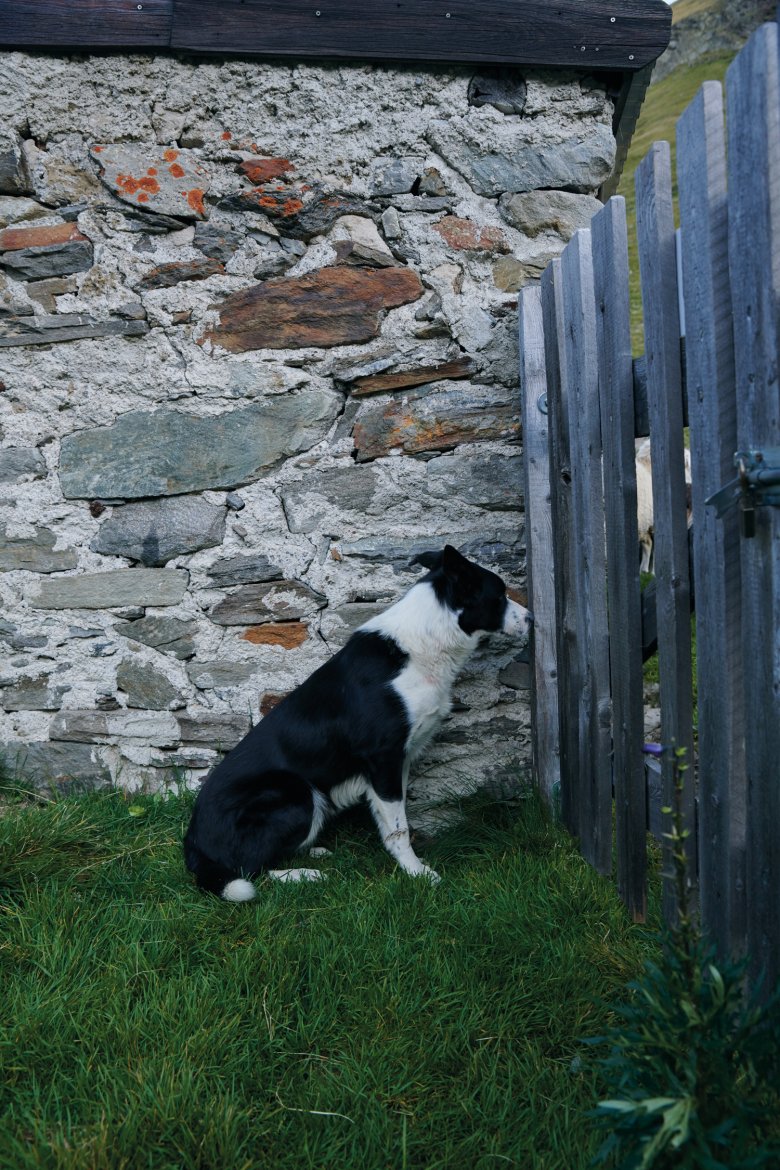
<box><xmin>618</xmin><ymin>52</ymin><xmax>737</xmax><ymax>353</ymax></box>
<box><xmin>0</xmin><ymin>788</ymin><xmax>660</xmax><ymax>1170</ymax></box>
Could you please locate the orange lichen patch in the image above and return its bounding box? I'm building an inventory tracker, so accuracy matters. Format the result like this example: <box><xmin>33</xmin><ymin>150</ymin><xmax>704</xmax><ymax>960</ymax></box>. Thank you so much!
<box><xmin>221</xmin><ymin>130</ymin><xmax>232</xmax><ymax>140</ymax></box>
<box><xmin>239</xmin><ymin>157</ymin><xmax>294</xmax><ymax>185</ymax></box>
<box><xmin>147</xmin><ymin>167</ymin><xmax>158</xmax><ymax>176</ymax></box>
<box><xmin>115</xmin><ymin>172</ymin><xmax>161</xmax><ymax>196</ymax></box>
<box><xmin>137</xmin><ymin>193</ymin><xmax>149</xmax><ymax>203</ymax></box>
<box><xmin>242</xmin><ymin>623</ymin><xmax>308</xmax><ymax>649</ymax></box>
<box><xmin>433</xmin><ymin>216</ymin><xmax>509</xmax><ymax>253</ymax></box>
<box><xmin>169</xmin><ymin>163</ymin><xmax>186</xmax><ymax>178</ymax></box>
<box><xmin>0</xmin><ymin>221</ymin><xmax>85</xmax><ymax>251</ymax></box>
<box><xmin>163</xmin><ymin>148</ymin><xmax>180</xmax><ymax>162</ymax></box>
<box><xmin>92</xmin><ymin>144</ymin><xmax>104</xmax><ymax>153</ymax></box>
<box><xmin>185</xmin><ymin>188</ymin><xmax>206</xmax><ymax>216</ymax></box>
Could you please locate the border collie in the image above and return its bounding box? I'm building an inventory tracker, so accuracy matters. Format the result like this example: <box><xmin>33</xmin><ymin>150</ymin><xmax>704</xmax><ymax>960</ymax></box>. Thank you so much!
<box><xmin>184</xmin><ymin>545</ymin><xmax>533</xmax><ymax>899</ymax></box>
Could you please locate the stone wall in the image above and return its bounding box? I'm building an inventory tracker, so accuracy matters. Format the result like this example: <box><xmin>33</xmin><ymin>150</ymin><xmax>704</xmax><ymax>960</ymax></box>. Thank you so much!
<box><xmin>0</xmin><ymin>51</ymin><xmax>614</xmax><ymax>819</ymax></box>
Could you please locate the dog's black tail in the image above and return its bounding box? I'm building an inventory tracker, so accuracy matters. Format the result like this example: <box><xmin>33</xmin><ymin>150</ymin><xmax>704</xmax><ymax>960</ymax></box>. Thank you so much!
<box><xmin>183</xmin><ymin>838</ymin><xmax>258</xmax><ymax>902</ymax></box>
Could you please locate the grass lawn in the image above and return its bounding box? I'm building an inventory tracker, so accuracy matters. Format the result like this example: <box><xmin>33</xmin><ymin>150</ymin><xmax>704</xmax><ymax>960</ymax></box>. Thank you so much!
<box><xmin>0</xmin><ymin>788</ymin><xmax>660</xmax><ymax>1170</ymax></box>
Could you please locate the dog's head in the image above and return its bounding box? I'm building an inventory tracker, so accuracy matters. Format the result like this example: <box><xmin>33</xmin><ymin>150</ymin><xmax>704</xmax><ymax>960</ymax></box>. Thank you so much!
<box><xmin>411</xmin><ymin>545</ymin><xmax>533</xmax><ymax>639</ymax></box>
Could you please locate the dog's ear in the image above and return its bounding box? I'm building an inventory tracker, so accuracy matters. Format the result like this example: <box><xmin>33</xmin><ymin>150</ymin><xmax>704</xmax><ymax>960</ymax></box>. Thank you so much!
<box><xmin>410</xmin><ymin>549</ymin><xmax>443</xmax><ymax>572</ymax></box>
<box><xmin>441</xmin><ymin>544</ymin><xmax>471</xmax><ymax>577</ymax></box>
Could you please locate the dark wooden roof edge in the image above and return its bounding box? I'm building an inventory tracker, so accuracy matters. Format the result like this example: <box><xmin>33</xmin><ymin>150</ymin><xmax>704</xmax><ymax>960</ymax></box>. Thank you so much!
<box><xmin>599</xmin><ymin>64</ymin><xmax>656</xmax><ymax>202</ymax></box>
<box><xmin>0</xmin><ymin>0</ymin><xmax>671</xmax><ymax>73</ymax></box>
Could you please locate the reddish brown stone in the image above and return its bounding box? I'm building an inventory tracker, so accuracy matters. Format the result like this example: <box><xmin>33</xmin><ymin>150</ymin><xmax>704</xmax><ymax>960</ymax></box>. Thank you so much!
<box><xmin>238</xmin><ymin>158</ymin><xmax>294</xmax><ymax>185</ymax></box>
<box><xmin>205</xmin><ymin>265</ymin><xmax>423</xmax><ymax>352</ymax></box>
<box><xmin>0</xmin><ymin>222</ymin><xmax>87</xmax><ymax>252</ymax></box>
<box><xmin>350</xmin><ymin>357</ymin><xmax>476</xmax><ymax>396</ymax></box>
<box><xmin>432</xmin><ymin>216</ymin><xmax>509</xmax><ymax>253</ymax></box>
<box><xmin>260</xmin><ymin>690</ymin><xmax>289</xmax><ymax>715</ymax></box>
<box><xmin>243</xmin><ymin>623</ymin><xmax>308</xmax><ymax>649</ymax></box>
<box><xmin>136</xmin><ymin>258</ymin><xmax>225</xmax><ymax>292</ymax></box>
<box><xmin>353</xmin><ymin>385</ymin><xmax>520</xmax><ymax>462</ymax></box>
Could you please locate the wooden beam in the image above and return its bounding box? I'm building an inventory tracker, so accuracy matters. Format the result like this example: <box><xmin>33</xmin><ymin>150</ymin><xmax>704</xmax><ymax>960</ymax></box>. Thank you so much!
<box><xmin>600</xmin><ymin>65</ymin><xmax>654</xmax><ymax>200</ymax></box>
<box><xmin>0</xmin><ymin>0</ymin><xmax>173</xmax><ymax>47</ymax></box>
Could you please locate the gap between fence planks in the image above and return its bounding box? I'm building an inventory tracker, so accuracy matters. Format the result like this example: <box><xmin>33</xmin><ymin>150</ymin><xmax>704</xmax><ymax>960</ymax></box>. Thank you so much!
<box><xmin>518</xmin><ymin>286</ymin><xmax>560</xmax><ymax>808</ymax></box>
<box><xmin>726</xmin><ymin>21</ymin><xmax>780</xmax><ymax>991</ymax></box>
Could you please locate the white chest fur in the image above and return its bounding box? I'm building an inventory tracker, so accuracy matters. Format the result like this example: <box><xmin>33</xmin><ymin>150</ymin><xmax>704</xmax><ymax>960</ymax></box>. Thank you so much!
<box><xmin>360</xmin><ymin>580</ymin><xmax>480</xmax><ymax>758</ymax></box>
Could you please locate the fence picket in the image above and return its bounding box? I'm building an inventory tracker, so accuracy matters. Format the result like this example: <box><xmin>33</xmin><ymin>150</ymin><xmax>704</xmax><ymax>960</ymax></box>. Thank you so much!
<box><xmin>635</xmin><ymin>141</ymin><xmax>696</xmax><ymax>915</ymax></box>
<box><xmin>558</xmin><ymin>230</ymin><xmax>613</xmax><ymax>875</ymax></box>
<box><xmin>519</xmin><ymin>285</ymin><xmax>560</xmax><ymax>806</ymax></box>
<box><xmin>591</xmin><ymin>197</ymin><xmax>647</xmax><ymax>922</ymax></box>
<box><xmin>541</xmin><ymin>260</ymin><xmax>580</xmax><ymax>834</ymax></box>
<box><xmin>676</xmin><ymin>81</ymin><xmax>746</xmax><ymax>960</ymax></box>
<box><xmin>726</xmin><ymin>22</ymin><xmax>780</xmax><ymax>990</ymax></box>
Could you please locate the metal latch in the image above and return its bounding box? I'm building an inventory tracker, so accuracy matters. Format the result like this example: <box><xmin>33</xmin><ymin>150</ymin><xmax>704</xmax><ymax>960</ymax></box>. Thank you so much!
<box><xmin>706</xmin><ymin>447</ymin><xmax>780</xmax><ymax>538</ymax></box>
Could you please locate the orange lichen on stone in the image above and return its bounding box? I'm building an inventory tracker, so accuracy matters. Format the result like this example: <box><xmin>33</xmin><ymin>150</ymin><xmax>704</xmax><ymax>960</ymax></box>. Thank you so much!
<box><xmin>185</xmin><ymin>188</ymin><xmax>206</xmax><ymax>216</ymax></box>
<box><xmin>147</xmin><ymin>167</ymin><xmax>158</xmax><ymax>176</ymax></box>
<box><xmin>163</xmin><ymin>149</ymin><xmax>180</xmax><ymax>162</ymax></box>
<box><xmin>137</xmin><ymin>193</ymin><xmax>149</xmax><ymax>202</ymax></box>
<box><xmin>221</xmin><ymin>130</ymin><xmax>232</xmax><ymax>140</ymax></box>
<box><xmin>169</xmin><ymin>163</ymin><xmax>186</xmax><ymax>178</ymax></box>
<box><xmin>115</xmin><ymin>172</ymin><xmax>161</xmax><ymax>196</ymax></box>
<box><xmin>239</xmin><ymin>157</ymin><xmax>294</xmax><ymax>185</ymax></box>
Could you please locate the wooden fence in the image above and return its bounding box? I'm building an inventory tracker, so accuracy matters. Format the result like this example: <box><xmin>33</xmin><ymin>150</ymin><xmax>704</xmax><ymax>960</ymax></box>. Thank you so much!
<box><xmin>519</xmin><ymin>17</ymin><xmax>780</xmax><ymax>991</ymax></box>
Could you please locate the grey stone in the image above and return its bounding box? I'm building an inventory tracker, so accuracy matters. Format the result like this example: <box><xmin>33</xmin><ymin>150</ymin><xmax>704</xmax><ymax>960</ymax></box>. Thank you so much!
<box><xmin>25</xmin><ymin>276</ymin><xmax>78</xmax><ymax>312</ymax></box>
<box><xmin>116</xmin><ymin>659</ymin><xmax>185</xmax><ymax>710</ymax></box>
<box><xmin>0</xmin><ymin>314</ymin><xmax>148</xmax><ymax>347</ymax></box>
<box><xmin>339</xmin><ymin>530</ymin><xmax>524</xmax><ymax>576</ymax></box>
<box><xmin>68</xmin><ymin>626</ymin><xmax>104</xmax><ymax>639</ymax></box>
<box><xmin>427</xmin><ymin>118</ymin><xmax>615</xmax><ymax>198</ymax></box>
<box><xmin>186</xmin><ymin>660</ymin><xmax>260</xmax><ymax>689</ymax></box>
<box><xmin>209</xmin><ymin>580</ymin><xmax>327</xmax><ymax>626</ymax></box>
<box><xmin>498</xmin><ymin>655</ymin><xmax>532</xmax><ymax>690</ymax></box>
<box><xmin>206</xmin><ymin>554</ymin><xmax>284</xmax><ymax>588</ymax></box>
<box><xmin>0</xmin><ymin>132</ymin><xmax>32</xmax><ymax>196</ymax></box>
<box><xmin>29</xmin><ymin>569</ymin><xmax>189</xmax><ymax>609</ymax></box>
<box><xmin>0</xmin><ymin>740</ymin><xmax>110</xmax><ymax>793</ymax></box>
<box><xmin>225</xmin><ymin>492</ymin><xmax>245</xmax><ymax>512</ymax></box>
<box><xmin>498</xmin><ymin>189</ymin><xmax>602</xmax><ymax>240</ymax></box>
<box><xmin>280</xmin><ymin>466</ymin><xmax>378</xmax><ymax>534</ymax></box>
<box><xmin>113</xmin><ymin>615</ymin><xmax>197</xmax><ymax>660</ymax></box>
<box><xmin>0</xmin><ymin>447</ymin><xmax>46</xmax><ymax>483</ymax></box>
<box><xmin>49</xmin><ymin>708</ymin><xmax>180</xmax><ymax>747</ymax></box>
<box><xmin>425</xmin><ymin>452</ymin><xmax>524</xmax><ymax>511</ymax></box>
<box><xmin>193</xmin><ymin>222</ymin><xmax>244</xmax><ymax>263</ymax></box>
<box><xmin>468</xmin><ymin>73</ymin><xmax>527</xmax><ymax>116</ymax></box>
<box><xmin>320</xmin><ymin>602</ymin><xmax>387</xmax><ymax>647</ymax></box>
<box><xmin>0</xmin><ymin>526</ymin><xmax>78</xmax><ymax>574</ymax></box>
<box><xmin>369</xmin><ymin>156</ymin><xmax>425</xmax><ymax>197</ymax></box>
<box><xmin>178</xmin><ymin>712</ymin><xmax>251</xmax><ymax>749</ymax></box>
<box><xmin>391</xmin><ymin>195</ymin><xmax>454</xmax><ymax>213</ymax></box>
<box><xmin>1</xmin><ymin>675</ymin><xmax>71</xmax><ymax>711</ymax></box>
<box><xmin>0</xmin><ymin>240</ymin><xmax>94</xmax><ymax>280</ymax></box>
<box><xmin>59</xmin><ymin>393</ymin><xmax>340</xmax><ymax>500</ymax></box>
<box><xmin>0</xmin><ymin>196</ymin><xmax>48</xmax><ymax>228</ymax></box>
<box><xmin>92</xmin><ymin>497</ymin><xmax>227</xmax><ymax>566</ymax></box>
<box><xmin>90</xmin><ymin>144</ymin><xmax>210</xmax><ymax>220</ymax></box>
<box><xmin>382</xmin><ymin>207</ymin><xmax>402</xmax><ymax>239</ymax></box>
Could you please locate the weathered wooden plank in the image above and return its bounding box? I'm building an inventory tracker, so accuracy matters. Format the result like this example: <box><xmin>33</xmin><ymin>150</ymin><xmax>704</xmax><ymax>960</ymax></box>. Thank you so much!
<box><xmin>677</xmin><ymin>80</ymin><xmax>746</xmax><ymax>960</ymax></box>
<box><xmin>541</xmin><ymin>259</ymin><xmax>579</xmax><ymax>834</ymax></box>
<box><xmin>591</xmin><ymin>196</ymin><xmax>647</xmax><ymax>922</ymax></box>
<box><xmin>519</xmin><ymin>285</ymin><xmax>560</xmax><ymax>809</ymax></box>
<box><xmin>726</xmin><ymin>23</ymin><xmax>780</xmax><ymax>990</ymax></box>
<box><xmin>635</xmin><ymin>140</ymin><xmax>696</xmax><ymax>919</ymax></box>
<box><xmin>169</xmin><ymin>0</ymin><xmax>670</xmax><ymax>70</ymax></box>
<box><xmin>0</xmin><ymin>0</ymin><xmax>173</xmax><ymax>46</ymax></box>
<box><xmin>559</xmin><ymin>229</ymin><xmax>613</xmax><ymax>876</ymax></box>
<box><xmin>600</xmin><ymin>66</ymin><xmax>655</xmax><ymax>201</ymax></box>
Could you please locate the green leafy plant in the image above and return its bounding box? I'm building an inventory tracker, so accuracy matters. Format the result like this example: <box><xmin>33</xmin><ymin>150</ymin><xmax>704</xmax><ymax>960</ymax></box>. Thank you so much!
<box><xmin>589</xmin><ymin>746</ymin><xmax>780</xmax><ymax>1169</ymax></box>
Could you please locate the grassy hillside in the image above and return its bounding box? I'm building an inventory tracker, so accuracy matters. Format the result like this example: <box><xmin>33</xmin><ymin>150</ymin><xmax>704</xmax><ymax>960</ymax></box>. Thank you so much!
<box><xmin>617</xmin><ymin>51</ymin><xmax>736</xmax><ymax>352</ymax></box>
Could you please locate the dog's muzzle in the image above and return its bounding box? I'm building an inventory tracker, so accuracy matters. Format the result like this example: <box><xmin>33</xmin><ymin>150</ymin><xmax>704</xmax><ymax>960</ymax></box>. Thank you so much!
<box><xmin>503</xmin><ymin>599</ymin><xmax>534</xmax><ymax>638</ymax></box>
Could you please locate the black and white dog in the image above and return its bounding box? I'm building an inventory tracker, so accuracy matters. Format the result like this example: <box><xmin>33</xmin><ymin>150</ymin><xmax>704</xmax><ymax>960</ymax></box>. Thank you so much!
<box><xmin>184</xmin><ymin>545</ymin><xmax>532</xmax><ymax>899</ymax></box>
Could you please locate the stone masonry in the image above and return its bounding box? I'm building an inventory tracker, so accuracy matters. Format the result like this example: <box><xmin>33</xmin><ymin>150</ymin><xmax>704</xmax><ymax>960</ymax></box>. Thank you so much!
<box><xmin>0</xmin><ymin>52</ymin><xmax>614</xmax><ymax>821</ymax></box>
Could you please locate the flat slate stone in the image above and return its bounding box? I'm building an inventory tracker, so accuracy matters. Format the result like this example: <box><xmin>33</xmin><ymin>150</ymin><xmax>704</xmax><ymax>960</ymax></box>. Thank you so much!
<box><xmin>135</xmin><ymin>258</ymin><xmax>224</xmax><ymax>292</ymax></box>
<box><xmin>427</xmin><ymin>118</ymin><xmax>615</xmax><ymax>198</ymax></box>
<box><xmin>116</xmin><ymin>659</ymin><xmax>185</xmax><ymax>710</ymax></box>
<box><xmin>0</xmin><ymin>315</ymin><xmax>148</xmax><ymax>347</ymax></box>
<box><xmin>177</xmin><ymin>711</ymin><xmax>251</xmax><ymax>749</ymax></box>
<box><xmin>206</xmin><ymin>553</ymin><xmax>284</xmax><ymax>588</ymax></box>
<box><xmin>1</xmin><ymin>675</ymin><xmax>71</xmax><ymax>712</ymax></box>
<box><xmin>349</xmin><ymin>357</ymin><xmax>476</xmax><ymax>396</ymax></box>
<box><xmin>241</xmin><ymin>621</ymin><xmax>309</xmax><ymax>648</ymax></box>
<box><xmin>29</xmin><ymin>568</ymin><xmax>189</xmax><ymax>609</ymax></box>
<box><xmin>338</xmin><ymin>530</ymin><xmax>524</xmax><ymax>576</ymax></box>
<box><xmin>353</xmin><ymin>383</ymin><xmax>520</xmax><ymax>462</ymax></box>
<box><xmin>91</xmin><ymin>144</ymin><xmax>209</xmax><ymax>219</ymax></box>
<box><xmin>0</xmin><ymin>740</ymin><xmax>110</xmax><ymax>793</ymax></box>
<box><xmin>93</xmin><ymin>497</ymin><xmax>227</xmax><ymax>566</ymax></box>
<box><xmin>49</xmin><ymin>708</ymin><xmax>180</xmax><ymax>747</ymax></box>
<box><xmin>0</xmin><ymin>131</ymin><xmax>32</xmax><ymax>195</ymax></box>
<box><xmin>0</xmin><ymin>240</ymin><xmax>94</xmax><ymax>280</ymax></box>
<box><xmin>113</xmin><ymin>615</ymin><xmax>197</xmax><ymax>660</ymax></box>
<box><xmin>425</xmin><ymin>451</ymin><xmax>524</xmax><ymax>511</ymax></box>
<box><xmin>0</xmin><ymin>447</ymin><xmax>46</xmax><ymax>483</ymax></box>
<box><xmin>206</xmin><ymin>266</ymin><xmax>423</xmax><ymax>352</ymax></box>
<box><xmin>498</xmin><ymin>189</ymin><xmax>602</xmax><ymax>240</ymax></box>
<box><xmin>186</xmin><ymin>660</ymin><xmax>260</xmax><ymax>689</ymax></box>
<box><xmin>0</xmin><ymin>526</ymin><xmax>78</xmax><ymax>573</ymax></box>
<box><xmin>280</xmin><ymin>465</ymin><xmax>378</xmax><ymax>534</ymax></box>
<box><xmin>210</xmin><ymin>580</ymin><xmax>326</xmax><ymax>626</ymax></box>
<box><xmin>59</xmin><ymin>392</ymin><xmax>339</xmax><ymax>499</ymax></box>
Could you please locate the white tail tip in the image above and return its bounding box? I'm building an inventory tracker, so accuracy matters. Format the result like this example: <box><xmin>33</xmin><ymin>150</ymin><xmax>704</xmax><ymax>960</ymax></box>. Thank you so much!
<box><xmin>222</xmin><ymin>878</ymin><xmax>257</xmax><ymax>902</ymax></box>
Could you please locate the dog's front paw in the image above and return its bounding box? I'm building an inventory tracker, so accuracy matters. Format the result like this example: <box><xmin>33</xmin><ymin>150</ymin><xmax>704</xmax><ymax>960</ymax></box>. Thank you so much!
<box><xmin>413</xmin><ymin>863</ymin><xmax>441</xmax><ymax>885</ymax></box>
